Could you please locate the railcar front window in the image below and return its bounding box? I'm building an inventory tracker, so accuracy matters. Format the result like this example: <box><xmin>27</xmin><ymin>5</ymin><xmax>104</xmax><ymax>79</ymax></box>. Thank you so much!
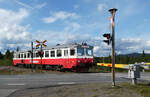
<box><xmin>86</xmin><ymin>49</ymin><xmax>92</xmax><ymax>56</ymax></box>
<box><xmin>77</xmin><ymin>48</ymin><xmax>84</xmax><ymax>56</ymax></box>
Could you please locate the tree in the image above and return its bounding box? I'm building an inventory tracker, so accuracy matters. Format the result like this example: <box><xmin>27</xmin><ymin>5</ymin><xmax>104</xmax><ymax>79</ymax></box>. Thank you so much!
<box><xmin>5</xmin><ymin>49</ymin><xmax>13</xmax><ymax>59</ymax></box>
<box><xmin>142</xmin><ymin>50</ymin><xmax>145</xmax><ymax>57</ymax></box>
<box><xmin>16</xmin><ymin>47</ymin><xmax>20</xmax><ymax>52</ymax></box>
<box><xmin>141</xmin><ymin>50</ymin><xmax>145</xmax><ymax>62</ymax></box>
<box><xmin>0</xmin><ymin>52</ymin><xmax>3</xmax><ymax>59</ymax></box>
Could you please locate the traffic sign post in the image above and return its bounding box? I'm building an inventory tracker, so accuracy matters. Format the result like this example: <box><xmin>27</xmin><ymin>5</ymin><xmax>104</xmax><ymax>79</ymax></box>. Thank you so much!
<box><xmin>108</xmin><ymin>8</ymin><xmax>117</xmax><ymax>87</ymax></box>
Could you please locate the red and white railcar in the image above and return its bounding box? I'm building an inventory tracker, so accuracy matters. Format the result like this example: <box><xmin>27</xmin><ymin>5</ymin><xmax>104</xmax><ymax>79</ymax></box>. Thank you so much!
<box><xmin>13</xmin><ymin>43</ymin><xmax>93</xmax><ymax>72</ymax></box>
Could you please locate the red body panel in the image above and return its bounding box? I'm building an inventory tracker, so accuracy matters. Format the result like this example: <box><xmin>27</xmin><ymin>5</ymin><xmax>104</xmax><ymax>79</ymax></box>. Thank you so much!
<box><xmin>13</xmin><ymin>58</ymin><xmax>93</xmax><ymax>69</ymax></box>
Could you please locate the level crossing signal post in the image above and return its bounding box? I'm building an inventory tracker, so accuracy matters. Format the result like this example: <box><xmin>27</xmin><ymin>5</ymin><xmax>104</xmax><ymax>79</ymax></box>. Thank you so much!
<box><xmin>103</xmin><ymin>8</ymin><xmax>117</xmax><ymax>87</ymax></box>
<box><xmin>36</xmin><ymin>40</ymin><xmax>47</xmax><ymax>66</ymax></box>
<box><xmin>30</xmin><ymin>40</ymin><xmax>47</xmax><ymax>70</ymax></box>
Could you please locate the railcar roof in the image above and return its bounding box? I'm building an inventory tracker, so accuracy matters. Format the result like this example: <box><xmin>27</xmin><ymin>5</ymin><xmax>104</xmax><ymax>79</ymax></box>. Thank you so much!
<box><xmin>14</xmin><ymin>43</ymin><xmax>93</xmax><ymax>53</ymax></box>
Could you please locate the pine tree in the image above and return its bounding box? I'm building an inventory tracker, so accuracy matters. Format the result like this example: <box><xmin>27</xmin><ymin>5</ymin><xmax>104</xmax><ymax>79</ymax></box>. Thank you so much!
<box><xmin>142</xmin><ymin>50</ymin><xmax>145</xmax><ymax>62</ymax></box>
<box><xmin>142</xmin><ymin>50</ymin><xmax>145</xmax><ymax>57</ymax></box>
<box><xmin>0</xmin><ymin>52</ymin><xmax>3</xmax><ymax>59</ymax></box>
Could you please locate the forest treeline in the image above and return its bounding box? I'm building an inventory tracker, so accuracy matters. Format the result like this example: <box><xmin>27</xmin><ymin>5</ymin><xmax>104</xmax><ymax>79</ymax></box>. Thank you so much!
<box><xmin>0</xmin><ymin>49</ymin><xmax>13</xmax><ymax>66</ymax></box>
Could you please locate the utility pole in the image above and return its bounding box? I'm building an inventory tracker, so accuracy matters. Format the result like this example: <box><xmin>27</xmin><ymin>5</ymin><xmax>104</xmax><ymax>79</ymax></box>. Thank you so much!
<box><xmin>108</xmin><ymin>8</ymin><xmax>117</xmax><ymax>87</ymax></box>
<box><xmin>31</xmin><ymin>41</ymin><xmax>33</xmax><ymax>72</ymax></box>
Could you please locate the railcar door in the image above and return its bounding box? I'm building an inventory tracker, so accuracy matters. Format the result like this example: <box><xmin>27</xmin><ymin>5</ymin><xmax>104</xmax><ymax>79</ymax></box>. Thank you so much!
<box><xmin>64</xmin><ymin>49</ymin><xmax>69</xmax><ymax>68</ymax></box>
<box><xmin>68</xmin><ymin>48</ymin><xmax>76</xmax><ymax>68</ymax></box>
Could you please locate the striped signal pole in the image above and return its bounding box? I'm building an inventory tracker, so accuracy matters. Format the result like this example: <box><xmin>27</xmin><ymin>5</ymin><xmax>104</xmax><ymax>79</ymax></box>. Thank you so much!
<box><xmin>108</xmin><ymin>8</ymin><xmax>117</xmax><ymax>87</ymax></box>
<box><xmin>31</xmin><ymin>41</ymin><xmax>33</xmax><ymax>72</ymax></box>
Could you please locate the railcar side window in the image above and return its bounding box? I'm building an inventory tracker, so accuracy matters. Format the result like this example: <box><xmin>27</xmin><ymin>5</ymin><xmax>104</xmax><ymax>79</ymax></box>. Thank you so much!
<box><xmin>77</xmin><ymin>48</ymin><xmax>84</xmax><ymax>56</ymax></box>
<box><xmin>19</xmin><ymin>53</ymin><xmax>20</xmax><ymax>58</ymax></box>
<box><xmin>45</xmin><ymin>51</ymin><xmax>49</xmax><ymax>57</ymax></box>
<box><xmin>21</xmin><ymin>53</ymin><xmax>23</xmax><ymax>58</ymax></box>
<box><xmin>24</xmin><ymin>53</ymin><xmax>26</xmax><ymax>58</ymax></box>
<box><xmin>27</xmin><ymin>53</ymin><xmax>30</xmax><ymax>58</ymax></box>
<box><xmin>64</xmin><ymin>50</ymin><xmax>68</xmax><ymax>56</ymax></box>
<box><xmin>57</xmin><ymin>50</ymin><xmax>62</xmax><ymax>57</ymax></box>
<box><xmin>36</xmin><ymin>52</ymin><xmax>39</xmax><ymax>58</ymax></box>
<box><xmin>51</xmin><ymin>51</ymin><xmax>55</xmax><ymax>57</ymax></box>
<box><xmin>70</xmin><ymin>49</ymin><xmax>75</xmax><ymax>56</ymax></box>
<box><xmin>33</xmin><ymin>53</ymin><xmax>36</xmax><ymax>58</ymax></box>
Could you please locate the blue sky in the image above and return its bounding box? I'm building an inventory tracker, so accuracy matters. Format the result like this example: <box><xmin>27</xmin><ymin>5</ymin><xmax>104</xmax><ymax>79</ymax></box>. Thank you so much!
<box><xmin>0</xmin><ymin>0</ymin><xmax>150</xmax><ymax>56</ymax></box>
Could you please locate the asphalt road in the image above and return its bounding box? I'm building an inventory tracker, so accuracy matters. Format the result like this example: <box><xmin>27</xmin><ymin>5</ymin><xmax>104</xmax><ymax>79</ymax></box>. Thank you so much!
<box><xmin>0</xmin><ymin>72</ymin><xmax>149</xmax><ymax>97</ymax></box>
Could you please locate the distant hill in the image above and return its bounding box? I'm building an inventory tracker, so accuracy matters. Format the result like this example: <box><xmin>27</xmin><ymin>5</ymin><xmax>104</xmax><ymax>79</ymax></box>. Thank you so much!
<box><xmin>119</xmin><ymin>53</ymin><xmax>150</xmax><ymax>57</ymax></box>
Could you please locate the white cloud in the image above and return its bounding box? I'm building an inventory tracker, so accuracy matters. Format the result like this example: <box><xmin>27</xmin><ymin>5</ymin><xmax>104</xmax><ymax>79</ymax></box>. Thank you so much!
<box><xmin>64</xmin><ymin>22</ymin><xmax>81</xmax><ymax>32</ymax></box>
<box><xmin>43</xmin><ymin>17</ymin><xmax>56</xmax><ymax>24</ymax></box>
<box><xmin>0</xmin><ymin>8</ymin><xmax>28</xmax><ymax>25</ymax></box>
<box><xmin>85</xmin><ymin>37</ymin><xmax>150</xmax><ymax>57</ymax></box>
<box><xmin>115</xmin><ymin>38</ymin><xmax>149</xmax><ymax>54</ymax></box>
<box><xmin>97</xmin><ymin>4</ymin><xmax>108</xmax><ymax>12</ymax></box>
<box><xmin>0</xmin><ymin>8</ymin><xmax>31</xmax><ymax>51</ymax></box>
<box><xmin>93</xmin><ymin>46</ymin><xmax>100</xmax><ymax>53</ymax></box>
<box><xmin>43</xmin><ymin>11</ymin><xmax>79</xmax><ymax>23</ymax></box>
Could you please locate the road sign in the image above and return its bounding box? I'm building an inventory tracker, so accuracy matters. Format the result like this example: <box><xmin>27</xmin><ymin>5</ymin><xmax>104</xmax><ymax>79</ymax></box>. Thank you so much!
<box><xmin>36</xmin><ymin>40</ymin><xmax>40</xmax><ymax>44</ymax></box>
<box><xmin>43</xmin><ymin>40</ymin><xmax>47</xmax><ymax>44</ymax></box>
<box><xmin>42</xmin><ymin>40</ymin><xmax>47</xmax><ymax>48</ymax></box>
<box><xmin>36</xmin><ymin>40</ymin><xmax>47</xmax><ymax>48</ymax></box>
<box><xmin>36</xmin><ymin>44</ymin><xmax>40</xmax><ymax>48</ymax></box>
<box><xmin>42</xmin><ymin>43</ymin><xmax>47</xmax><ymax>48</ymax></box>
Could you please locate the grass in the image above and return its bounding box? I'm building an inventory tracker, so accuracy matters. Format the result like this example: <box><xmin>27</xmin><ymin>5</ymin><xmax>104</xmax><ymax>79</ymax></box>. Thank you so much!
<box><xmin>0</xmin><ymin>66</ymin><xmax>73</xmax><ymax>75</ymax></box>
<box><xmin>0</xmin><ymin>69</ymin><xmax>25</xmax><ymax>75</ymax></box>
<box><xmin>8</xmin><ymin>82</ymin><xmax>150</xmax><ymax>97</ymax></box>
<box><xmin>88</xmin><ymin>66</ymin><xmax>111</xmax><ymax>73</ymax></box>
<box><xmin>120</xmin><ymin>82</ymin><xmax>150</xmax><ymax>97</ymax></box>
